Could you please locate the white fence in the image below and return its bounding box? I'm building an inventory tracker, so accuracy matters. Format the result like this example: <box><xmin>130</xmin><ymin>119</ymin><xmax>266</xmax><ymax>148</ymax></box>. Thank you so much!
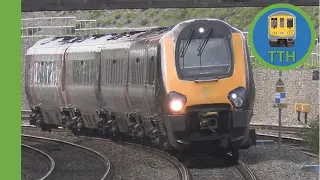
<box><xmin>21</xmin><ymin>17</ymin><xmax>319</xmax><ymax>66</ymax></box>
<box><xmin>21</xmin><ymin>17</ymin><xmax>99</xmax><ymax>37</ymax></box>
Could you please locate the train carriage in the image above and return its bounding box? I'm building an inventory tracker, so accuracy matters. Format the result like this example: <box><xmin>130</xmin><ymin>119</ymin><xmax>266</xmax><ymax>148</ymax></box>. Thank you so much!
<box><xmin>25</xmin><ymin>19</ymin><xmax>256</xmax><ymax>159</ymax></box>
<box><xmin>25</xmin><ymin>38</ymin><xmax>73</xmax><ymax>130</ymax></box>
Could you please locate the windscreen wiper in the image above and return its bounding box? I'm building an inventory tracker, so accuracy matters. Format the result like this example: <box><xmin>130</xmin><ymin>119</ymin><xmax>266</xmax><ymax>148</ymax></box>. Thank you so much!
<box><xmin>197</xmin><ymin>27</ymin><xmax>212</xmax><ymax>57</ymax></box>
<box><xmin>180</xmin><ymin>29</ymin><xmax>194</xmax><ymax>58</ymax></box>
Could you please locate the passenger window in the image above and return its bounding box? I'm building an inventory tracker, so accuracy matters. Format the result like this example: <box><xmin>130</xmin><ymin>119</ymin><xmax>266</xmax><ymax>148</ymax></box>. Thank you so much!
<box><xmin>34</xmin><ymin>61</ymin><xmax>57</xmax><ymax>86</ymax></box>
<box><xmin>287</xmin><ymin>18</ymin><xmax>293</xmax><ymax>28</ymax></box>
<box><xmin>72</xmin><ymin>60</ymin><xmax>95</xmax><ymax>86</ymax></box>
<box><xmin>280</xmin><ymin>18</ymin><xmax>284</xmax><ymax>28</ymax></box>
<box><xmin>271</xmin><ymin>18</ymin><xmax>277</xmax><ymax>28</ymax></box>
<box><xmin>106</xmin><ymin>59</ymin><xmax>124</xmax><ymax>85</ymax></box>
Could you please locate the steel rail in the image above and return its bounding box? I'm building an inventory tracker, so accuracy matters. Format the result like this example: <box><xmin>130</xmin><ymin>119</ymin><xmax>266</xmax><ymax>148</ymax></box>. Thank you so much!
<box><xmin>250</xmin><ymin>124</ymin><xmax>309</xmax><ymax>133</ymax></box>
<box><xmin>21</xmin><ymin>134</ymin><xmax>114</xmax><ymax>180</ymax></box>
<box><xmin>234</xmin><ymin>159</ymin><xmax>258</xmax><ymax>180</ymax></box>
<box><xmin>22</xmin><ymin>143</ymin><xmax>56</xmax><ymax>180</ymax></box>
<box><xmin>91</xmin><ymin>137</ymin><xmax>192</xmax><ymax>180</ymax></box>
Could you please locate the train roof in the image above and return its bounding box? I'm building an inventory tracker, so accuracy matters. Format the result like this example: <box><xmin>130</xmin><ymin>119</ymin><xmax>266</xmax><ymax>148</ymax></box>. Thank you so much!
<box><xmin>27</xmin><ymin>19</ymin><xmax>245</xmax><ymax>55</ymax></box>
<box><xmin>269</xmin><ymin>11</ymin><xmax>295</xmax><ymax>17</ymax></box>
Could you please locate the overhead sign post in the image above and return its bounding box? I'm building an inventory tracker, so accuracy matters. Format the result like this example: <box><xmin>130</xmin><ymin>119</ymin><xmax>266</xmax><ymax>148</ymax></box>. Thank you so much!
<box><xmin>274</xmin><ymin>71</ymin><xmax>287</xmax><ymax>152</ymax></box>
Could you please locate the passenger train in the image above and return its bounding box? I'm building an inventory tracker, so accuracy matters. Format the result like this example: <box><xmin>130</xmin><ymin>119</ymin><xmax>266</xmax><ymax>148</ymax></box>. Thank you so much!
<box><xmin>25</xmin><ymin>19</ymin><xmax>256</xmax><ymax>160</ymax></box>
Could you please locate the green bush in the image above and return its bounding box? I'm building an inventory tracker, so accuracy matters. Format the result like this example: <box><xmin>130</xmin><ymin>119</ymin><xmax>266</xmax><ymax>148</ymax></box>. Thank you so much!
<box><xmin>139</xmin><ymin>19</ymin><xmax>148</xmax><ymax>26</ymax></box>
<box><xmin>114</xmin><ymin>12</ymin><xmax>122</xmax><ymax>20</ymax></box>
<box><xmin>299</xmin><ymin>115</ymin><xmax>319</xmax><ymax>154</ymax></box>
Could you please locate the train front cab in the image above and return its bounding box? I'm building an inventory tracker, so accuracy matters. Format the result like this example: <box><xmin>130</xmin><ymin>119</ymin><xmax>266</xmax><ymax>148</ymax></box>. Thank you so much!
<box><xmin>268</xmin><ymin>12</ymin><xmax>296</xmax><ymax>47</ymax></box>
<box><xmin>159</xmin><ymin>19</ymin><xmax>256</xmax><ymax>155</ymax></box>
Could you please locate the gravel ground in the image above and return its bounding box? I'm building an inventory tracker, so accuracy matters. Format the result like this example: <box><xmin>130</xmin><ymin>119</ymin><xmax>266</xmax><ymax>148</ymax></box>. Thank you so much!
<box><xmin>22</xmin><ymin>146</ymin><xmax>51</xmax><ymax>180</ymax></box>
<box><xmin>187</xmin><ymin>157</ymin><xmax>243</xmax><ymax>180</ymax></box>
<box><xmin>22</xmin><ymin>136</ymin><xmax>107</xmax><ymax>180</ymax></box>
<box><xmin>22</xmin><ymin>127</ymin><xmax>319</xmax><ymax>180</ymax></box>
<box><xmin>190</xmin><ymin>168</ymin><xmax>242</xmax><ymax>180</ymax></box>
<box><xmin>239</xmin><ymin>144</ymin><xmax>319</xmax><ymax>180</ymax></box>
<box><xmin>21</xmin><ymin>128</ymin><xmax>180</xmax><ymax>180</ymax></box>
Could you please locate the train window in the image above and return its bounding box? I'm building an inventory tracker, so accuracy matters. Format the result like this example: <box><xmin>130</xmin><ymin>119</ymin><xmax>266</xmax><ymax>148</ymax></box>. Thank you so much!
<box><xmin>271</xmin><ymin>18</ymin><xmax>277</xmax><ymax>28</ymax></box>
<box><xmin>131</xmin><ymin>58</ymin><xmax>144</xmax><ymax>85</ymax></box>
<box><xmin>287</xmin><ymin>18</ymin><xmax>293</xmax><ymax>28</ymax></box>
<box><xmin>178</xmin><ymin>37</ymin><xmax>231</xmax><ymax>77</ymax></box>
<box><xmin>34</xmin><ymin>61</ymin><xmax>57</xmax><ymax>86</ymax></box>
<box><xmin>280</xmin><ymin>18</ymin><xmax>284</xmax><ymax>28</ymax></box>
<box><xmin>106</xmin><ymin>59</ymin><xmax>124</xmax><ymax>85</ymax></box>
<box><xmin>72</xmin><ymin>60</ymin><xmax>95</xmax><ymax>86</ymax></box>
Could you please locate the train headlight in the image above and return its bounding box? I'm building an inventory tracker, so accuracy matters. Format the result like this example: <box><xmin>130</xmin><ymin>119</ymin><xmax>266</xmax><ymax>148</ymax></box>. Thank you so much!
<box><xmin>199</xmin><ymin>27</ymin><xmax>205</xmax><ymax>34</ymax></box>
<box><xmin>233</xmin><ymin>97</ymin><xmax>244</xmax><ymax>108</ymax></box>
<box><xmin>228</xmin><ymin>87</ymin><xmax>246</xmax><ymax>109</ymax></box>
<box><xmin>168</xmin><ymin>91</ymin><xmax>187</xmax><ymax>112</ymax></box>
<box><xmin>170</xmin><ymin>100</ymin><xmax>184</xmax><ymax>112</ymax></box>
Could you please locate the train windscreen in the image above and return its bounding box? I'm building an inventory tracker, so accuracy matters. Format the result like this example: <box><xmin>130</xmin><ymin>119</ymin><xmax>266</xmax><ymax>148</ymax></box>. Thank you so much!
<box><xmin>287</xmin><ymin>18</ymin><xmax>293</xmax><ymax>28</ymax></box>
<box><xmin>271</xmin><ymin>18</ymin><xmax>277</xmax><ymax>28</ymax></box>
<box><xmin>280</xmin><ymin>18</ymin><xmax>284</xmax><ymax>28</ymax></box>
<box><xmin>178</xmin><ymin>37</ymin><xmax>231</xmax><ymax>78</ymax></box>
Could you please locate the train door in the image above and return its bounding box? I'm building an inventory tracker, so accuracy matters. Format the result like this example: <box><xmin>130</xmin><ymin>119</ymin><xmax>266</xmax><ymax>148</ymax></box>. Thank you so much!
<box><xmin>145</xmin><ymin>41</ymin><xmax>158</xmax><ymax>114</ymax></box>
<box><xmin>278</xmin><ymin>16</ymin><xmax>285</xmax><ymax>34</ymax></box>
<box><xmin>100</xmin><ymin>42</ymin><xmax>132</xmax><ymax>132</ymax></box>
<box><xmin>128</xmin><ymin>41</ymin><xmax>151</xmax><ymax>116</ymax></box>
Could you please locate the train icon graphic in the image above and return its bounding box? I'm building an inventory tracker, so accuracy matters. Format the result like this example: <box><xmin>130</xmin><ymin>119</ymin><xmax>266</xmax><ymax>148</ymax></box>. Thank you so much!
<box><xmin>268</xmin><ymin>11</ymin><xmax>296</xmax><ymax>48</ymax></box>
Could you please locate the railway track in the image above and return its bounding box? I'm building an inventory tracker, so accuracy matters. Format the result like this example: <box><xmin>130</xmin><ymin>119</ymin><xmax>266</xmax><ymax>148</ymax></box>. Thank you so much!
<box><xmin>21</xmin><ymin>144</ymin><xmax>55</xmax><ymax>180</ymax></box>
<box><xmin>22</xmin><ymin>112</ymin><xmax>309</xmax><ymax>180</ymax></box>
<box><xmin>233</xmin><ymin>158</ymin><xmax>257</xmax><ymax>180</ymax></box>
<box><xmin>91</xmin><ymin>137</ymin><xmax>193</xmax><ymax>180</ymax></box>
<box><xmin>21</xmin><ymin>134</ymin><xmax>114</xmax><ymax>180</ymax></box>
<box><xmin>21</xmin><ymin>125</ymin><xmax>258</xmax><ymax>180</ymax></box>
<box><xmin>251</xmin><ymin>124</ymin><xmax>309</xmax><ymax>134</ymax></box>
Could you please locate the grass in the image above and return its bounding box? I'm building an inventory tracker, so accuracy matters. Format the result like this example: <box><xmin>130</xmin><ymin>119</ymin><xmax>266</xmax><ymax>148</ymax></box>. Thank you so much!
<box><xmin>298</xmin><ymin>115</ymin><xmax>319</xmax><ymax>154</ymax></box>
<box><xmin>87</xmin><ymin>7</ymin><xmax>318</xmax><ymax>33</ymax></box>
